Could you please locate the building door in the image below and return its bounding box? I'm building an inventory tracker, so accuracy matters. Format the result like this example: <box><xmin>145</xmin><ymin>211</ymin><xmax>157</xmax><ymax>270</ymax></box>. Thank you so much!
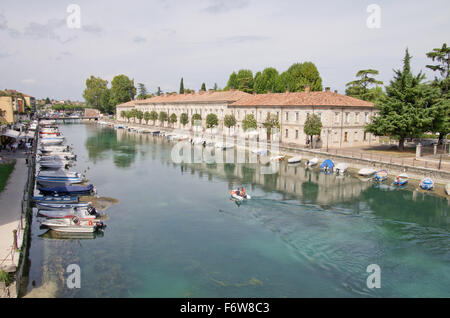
<box><xmin>344</xmin><ymin>132</ymin><xmax>348</xmax><ymax>142</ymax></box>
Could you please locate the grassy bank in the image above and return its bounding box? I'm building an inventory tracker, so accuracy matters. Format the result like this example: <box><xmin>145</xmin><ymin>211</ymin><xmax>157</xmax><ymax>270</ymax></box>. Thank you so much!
<box><xmin>0</xmin><ymin>160</ymin><xmax>16</xmax><ymax>193</ymax></box>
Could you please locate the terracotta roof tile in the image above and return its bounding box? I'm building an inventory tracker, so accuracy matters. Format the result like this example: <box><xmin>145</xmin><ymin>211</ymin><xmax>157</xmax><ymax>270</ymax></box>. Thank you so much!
<box><xmin>117</xmin><ymin>100</ymin><xmax>138</xmax><ymax>107</ymax></box>
<box><xmin>136</xmin><ymin>90</ymin><xmax>250</xmax><ymax>105</ymax></box>
<box><xmin>230</xmin><ymin>91</ymin><xmax>374</xmax><ymax>107</ymax></box>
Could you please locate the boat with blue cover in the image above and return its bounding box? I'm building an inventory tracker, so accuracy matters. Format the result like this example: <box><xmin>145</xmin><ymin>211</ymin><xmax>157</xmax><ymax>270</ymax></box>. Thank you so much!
<box><xmin>419</xmin><ymin>177</ymin><xmax>434</xmax><ymax>190</ymax></box>
<box><xmin>38</xmin><ymin>184</ymin><xmax>95</xmax><ymax>196</ymax></box>
<box><xmin>394</xmin><ymin>173</ymin><xmax>408</xmax><ymax>186</ymax></box>
<box><xmin>33</xmin><ymin>196</ymin><xmax>79</xmax><ymax>204</ymax></box>
<box><xmin>35</xmin><ymin>202</ymin><xmax>91</xmax><ymax>211</ymax></box>
<box><xmin>320</xmin><ymin>159</ymin><xmax>335</xmax><ymax>172</ymax></box>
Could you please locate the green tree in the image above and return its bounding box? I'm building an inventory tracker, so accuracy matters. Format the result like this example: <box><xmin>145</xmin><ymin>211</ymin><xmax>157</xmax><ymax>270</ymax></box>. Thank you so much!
<box><xmin>125</xmin><ymin>110</ymin><xmax>133</xmax><ymax>122</ymax></box>
<box><xmin>180</xmin><ymin>113</ymin><xmax>189</xmax><ymax>127</ymax></box>
<box><xmin>303</xmin><ymin>114</ymin><xmax>322</xmax><ymax>148</ymax></box>
<box><xmin>213</xmin><ymin>83</ymin><xmax>218</xmax><ymax>91</ymax></box>
<box><xmin>227</xmin><ymin>72</ymin><xmax>238</xmax><ymax>90</ymax></box>
<box><xmin>254</xmin><ymin>67</ymin><xmax>281</xmax><ymax>93</ymax></box>
<box><xmin>137</xmin><ymin>83</ymin><xmax>148</xmax><ymax>100</ymax></box>
<box><xmin>191</xmin><ymin>113</ymin><xmax>202</xmax><ymax>126</ymax></box>
<box><xmin>365</xmin><ymin>49</ymin><xmax>437</xmax><ymax>151</ymax></box>
<box><xmin>223</xmin><ymin>114</ymin><xmax>237</xmax><ymax>135</ymax></box>
<box><xmin>120</xmin><ymin>110</ymin><xmax>127</xmax><ymax>121</ymax></box>
<box><xmin>136</xmin><ymin>110</ymin><xmax>144</xmax><ymax>124</ymax></box>
<box><xmin>45</xmin><ymin>97</ymin><xmax>51</xmax><ymax>104</ymax></box>
<box><xmin>149</xmin><ymin>110</ymin><xmax>158</xmax><ymax>125</ymax></box>
<box><xmin>129</xmin><ymin>109</ymin><xmax>138</xmax><ymax>123</ymax></box>
<box><xmin>170</xmin><ymin>113</ymin><xmax>177</xmax><ymax>127</ymax></box>
<box><xmin>242</xmin><ymin>114</ymin><xmax>257</xmax><ymax>131</ymax></box>
<box><xmin>263</xmin><ymin>113</ymin><xmax>280</xmax><ymax>141</ymax></box>
<box><xmin>83</xmin><ymin>75</ymin><xmax>108</xmax><ymax>110</ymax></box>
<box><xmin>179</xmin><ymin>78</ymin><xmax>185</xmax><ymax>94</ymax></box>
<box><xmin>279</xmin><ymin>62</ymin><xmax>322</xmax><ymax>92</ymax></box>
<box><xmin>226</xmin><ymin>69</ymin><xmax>254</xmax><ymax>92</ymax></box>
<box><xmin>345</xmin><ymin>69</ymin><xmax>384</xmax><ymax>101</ymax></box>
<box><xmin>426</xmin><ymin>43</ymin><xmax>450</xmax><ymax>143</ymax></box>
<box><xmin>206</xmin><ymin>113</ymin><xmax>218</xmax><ymax>132</ymax></box>
<box><xmin>110</xmin><ymin>75</ymin><xmax>136</xmax><ymax>111</ymax></box>
<box><xmin>99</xmin><ymin>89</ymin><xmax>113</xmax><ymax>114</ymax></box>
<box><xmin>201</xmin><ymin>83</ymin><xmax>206</xmax><ymax>91</ymax></box>
<box><xmin>159</xmin><ymin>111</ymin><xmax>168</xmax><ymax>126</ymax></box>
<box><xmin>156</xmin><ymin>87</ymin><xmax>162</xmax><ymax>96</ymax></box>
<box><xmin>143</xmin><ymin>111</ymin><xmax>151</xmax><ymax>124</ymax></box>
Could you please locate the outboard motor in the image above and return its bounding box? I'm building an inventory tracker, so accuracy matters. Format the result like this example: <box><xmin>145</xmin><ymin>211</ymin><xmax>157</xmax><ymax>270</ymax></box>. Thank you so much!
<box><xmin>87</xmin><ymin>206</ymin><xmax>99</xmax><ymax>217</ymax></box>
<box><xmin>95</xmin><ymin>221</ymin><xmax>105</xmax><ymax>230</ymax></box>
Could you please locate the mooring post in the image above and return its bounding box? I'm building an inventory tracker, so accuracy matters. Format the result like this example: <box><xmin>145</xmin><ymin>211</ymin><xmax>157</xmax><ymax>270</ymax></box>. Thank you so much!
<box><xmin>13</xmin><ymin>229</ymin><xmax>18</xmax><ymax>250</ymax></box>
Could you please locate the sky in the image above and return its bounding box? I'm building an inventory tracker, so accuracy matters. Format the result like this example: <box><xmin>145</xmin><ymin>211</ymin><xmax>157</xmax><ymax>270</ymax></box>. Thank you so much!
<box><xmin>0</xmin><ymin>0</ymin><xmax>449</xmax><ymax>101</ymax></box>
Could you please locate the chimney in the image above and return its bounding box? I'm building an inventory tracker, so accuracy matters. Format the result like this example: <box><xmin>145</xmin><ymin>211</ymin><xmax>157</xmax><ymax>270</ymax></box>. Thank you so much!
<box><xmin>305</xmin><ymin>85</ymin><xmax>310</xmax><ymax>93</ymax></box>
<box><xmin>325</xmin><ymin>87</ymin><xmax>331</xmax><ymax>92</ymax></box>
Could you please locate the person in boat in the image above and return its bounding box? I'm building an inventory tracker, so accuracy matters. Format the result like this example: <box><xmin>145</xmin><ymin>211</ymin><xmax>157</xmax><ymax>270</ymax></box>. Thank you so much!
<box><xmin>235</xmin><ymin>187</ymin><xmax>241</xmax><ymax>196</ymax></box>
<box><xmin>241</xmin><ymin>187</ymin><xmax>246</xmax><ymax>197</ymax></box>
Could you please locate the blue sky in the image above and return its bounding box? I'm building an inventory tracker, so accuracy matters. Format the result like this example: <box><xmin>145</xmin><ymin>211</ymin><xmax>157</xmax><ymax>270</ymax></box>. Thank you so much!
<box><xmin>0</xmin><ymin>0</ymin><xmax>449</xmax><ymax>100</ymax></box>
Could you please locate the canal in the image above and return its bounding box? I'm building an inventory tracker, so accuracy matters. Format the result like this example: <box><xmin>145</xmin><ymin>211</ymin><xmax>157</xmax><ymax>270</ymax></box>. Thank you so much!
<box><xmin>23</xmin><ymin>123</ymin><xmax>449</xmax><ymax>297</ymax></box>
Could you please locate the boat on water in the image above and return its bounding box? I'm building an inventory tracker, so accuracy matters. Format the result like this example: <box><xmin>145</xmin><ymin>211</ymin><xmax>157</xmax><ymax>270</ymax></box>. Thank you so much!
<box><xmin>335</xmin><ymin>163</ymin><xmax>348</xmax><ymax>175</ymax></box>
<box><xmin>374</xmin><ymin>169</ymin><xmax>388</xmax><ymax>182</ymax></box>
<box><xmin>39</xmin><ymin>160</ymin><xmax>71</xmax><ymax>169</ymax></box>
<box><xmin>191</xmin><ymin>137</ymin><xmax>204</xmax><ymax>145</ymax></box>
<box><xmin>36</xmin><ymin>175</ymin><xmax>83</xmax><ymax>187</ymax></box>
<box><xmin>419</xmin><ymin>177</ymin><xmax>434</xmax><ymax>190</ymax></box>
<box><xmin>445</xmin><ymin>183</ymin><xmax>450</xmax><ymax>195</ymax></box>
<box><xmin>305</xmin><ymin>158</ymin><xmax>318</xmax><ymax>167</ymax></box>
<box><xmin>320</xmin><ymin>159</ymin><xmax>335</xmax><ymax>172</ymax></box>
<box><xmin>394</xmin><ymin>173</ymin><xmax>409</xmax><ymax>186</ymax></box>
<box><xmin>270</xmin><ymin>155</ymin><xmax>285</xmax><ymax>161</ymax></box>
<box><xmin>251</xmin><ymin>148</ymin><xmax>268</xmax><ymax>156</ymax></box>
<box><xmin>39</xmin><ymin>153</ymin><xmax>76</xmax><ymax>161</ymax></box>
<box><xmin>230</xmin><ymin>189</ymin><xmax>251</xmax><ymax>201</ymax></box>
<box><xmin>38</xmin><ymin>206</ymin><xmax>99</xmax><ymax>220</ymax></box>
<box><xmin>288</xmin><ymin>156</ymin><xmax>302</xmax><ymax>164</ymax></box>
<box><xmin>38</xmin><ymin>184</ymin><xmax>95</xmax><ymax>196</ymax></box>
<box><xmin>33</xmin><ymin>196</ymin><xmax>79</xmax><ymax>204</ymax></box>
<box><xmin>35</xmin><ymin>202</ymin><xmax>91</xmax><ymax>211</ymax></box>
<box><xmin>358</xmin><ymin>168</ymin><xmax>377</xmax><ymax>176</ymax></box>
<box><xmin>40</xmin><ymin>138</ymin><xmax>65</xmax><ymax>145</ymax></box>
<box><xmin>40</xmin><ymin>217</ymin><xmax>105</xmax><ymax>233</ymax></box>
<box><xmin>38</xmin><ymin>170</ymin><xmax>82</xmax><ymax>178</ymax></box>
<box><xmin>215</xmin><ymin>142</ymin><xmax>234</xmax><ymax>150</ymax></box>
<box><xmin>40</xmin><ymin>145</ymin><xmax>71</xmax><ymax>153</ymax></box>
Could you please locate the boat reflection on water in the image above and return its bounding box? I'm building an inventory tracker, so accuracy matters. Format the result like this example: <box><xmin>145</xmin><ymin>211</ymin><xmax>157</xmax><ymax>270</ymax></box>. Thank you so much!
<box><xmin>38</xmin><ymin>229</ymin><xmax>105</xmax><ymax>240</ymax></box>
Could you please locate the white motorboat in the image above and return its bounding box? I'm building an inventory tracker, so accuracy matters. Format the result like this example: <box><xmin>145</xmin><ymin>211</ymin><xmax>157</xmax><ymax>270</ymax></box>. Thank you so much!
<box><xmin>39</xmin><ymin>153</ymin><xmax>76</xmax><ymax>161</ymax></box>
<box><xmin>40</xmin><ymin>217</ymin><xmax>105</xmax><ymax>233</ymax></box>
<box><xmin>270</xmin><ymin>155</ymin><xmax>285</xmax><ymax>161</ymax></box>
<box><xmin>38</xmin><ymin>206</ymin><xmax>99</xmax><ymax>220</ymax></box>
<box><xmin>358</xmin><ymin>168</ymin><xmax>377</xmax><ymax>176</ymax></box>
<box><xmin>192</xmin><ymin>137</ymin><xmax>205</xmax><ymax>145</ymax></box>
<box><xmin>305</xmin><ymin>158</ymin><xmax>318</xmax><ymax>167</ymax></box>
<box><xmin>40</xmin><ymin>145</ymin><xmax>71</xmax><ymax>153</ymax></box>
<box><xmin>230</xmin><ymin>189</ymin><xmax>251</xmax><ymax>201</ymax></box>
<box><xmin>36</xmin><ymin>202</ymin><xmax>91</xmax><ymax>211</ymax></box>
<box><xmin>251</xmin><ymin>148</ymin><xmax>268</xmax><ymax>156</ymax></box>
<box><xmin>39</xmin><ymin>160</ymin><xmax>70</xmax><ymax>169</ymax></box>
<box><xmin>38</xmin><ymin>170</ymin><xmax>82</xmax><ymax>178</ymax></box>
<box><xmin>445</xmin><ymin>183</ymin><xmax>450</xmax><ymax>195</ymax></box>
<box><xmin>215</xmin><ymin>142</ymin><xmax>234</xmax><ymax>150</ymax></box>
<box><xmin>40</xmin><ymin>138</ymin><xmax>65</xmax><ymax>145</ymax></box>
<box><xmin>335</xmin><ymin>163</ymin><xmax>348</xmax><ymax>175</ymax></box>
<box><xmin>288</xmin><ymin>156</ymin><xmax>302</xmax><ymax>164</ymax></box>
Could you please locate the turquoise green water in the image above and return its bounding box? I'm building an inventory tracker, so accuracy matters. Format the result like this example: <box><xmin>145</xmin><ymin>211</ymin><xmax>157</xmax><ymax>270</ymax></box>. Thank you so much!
<box><xmin>25</xmin><ymin>124</ymin><xmax>449</xmax><ymax>297</ymax></box>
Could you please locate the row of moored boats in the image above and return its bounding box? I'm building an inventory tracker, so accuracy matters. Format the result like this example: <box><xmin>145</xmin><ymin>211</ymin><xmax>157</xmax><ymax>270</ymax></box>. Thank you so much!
<box><xmin>32</xmin><ymin>120</ymin><xmax>106</xmax><ymax>233</ymax></box>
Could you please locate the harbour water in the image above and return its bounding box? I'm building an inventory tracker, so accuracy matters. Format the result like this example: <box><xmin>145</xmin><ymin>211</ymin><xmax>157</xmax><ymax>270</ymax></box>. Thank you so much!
<box><xmin>23</xmin><ymin>124</ymin><xmax>449</xmax><ymax>297</ymax></box>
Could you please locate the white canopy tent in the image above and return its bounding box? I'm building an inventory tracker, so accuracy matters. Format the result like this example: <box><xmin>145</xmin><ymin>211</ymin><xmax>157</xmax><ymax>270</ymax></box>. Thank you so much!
<box><xmin>1</xmin><ymin>129</ymin><xmax>21</xmax><ymax>139</ymax></box>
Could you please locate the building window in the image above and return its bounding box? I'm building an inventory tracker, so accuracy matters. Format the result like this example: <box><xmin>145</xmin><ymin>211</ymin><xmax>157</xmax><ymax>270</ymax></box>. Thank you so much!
<box><xmin>354</xmin><ymin>131</ymin><xmax>358</xmax><ymax>141</ymax></box>
<box><xmin>285</xmin><ymin>129</ymin><xmax>289</xmax><ymax>138</ymax></box>
<box><xmin>295</xmin><ymin>130</ymin><xmax>299</xmax><ymax>139</ymax></box>
<box><xmin>345</xmin><ymin>112</ymin><xmax>350</xmax><ymax>124</ymax></box>
<box><xmin>317</xmin><ymin>112</ymin><xmax>322</xmax><ymax>120</ymax></box>
<box><xmin>344</xmin><ymin>132</ymin><xmax>348</xmax><ymax>142</ymax></box>
<box><xmin>296</xmin><ymin>112</ymin><xmax>299</xmax><ymax>121</ymax></box>
<box><xmin>364</xmin><ymin>132</ymin><xmax>367</xmax><ymax>141</ymax></box>
<box><xmin>355</xmin><ymin>112</ymin><xmax>359</xmax><ymax>124</ymax></box>
<box><xmin>335</xmin><ymin>112</ymin><xmax>340</xmax><ymax>123</ymax></box>
<box><xmin>365</xmin><ymin>112</ymin><xmax>369</xmax><ymax>123</ymax></box>
<box><xmin>285</xmin><ymin>112</ymin><xmax>289</xmax><ymax>121</ymax></box>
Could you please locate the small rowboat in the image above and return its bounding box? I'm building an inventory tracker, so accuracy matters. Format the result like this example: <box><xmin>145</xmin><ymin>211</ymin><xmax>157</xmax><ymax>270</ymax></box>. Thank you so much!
<box><xmin>374</xmin><ymin>169</ymin><xmax>388</xmax><ymax>182</ymax></box>
<box><xmin>419</xmin><ymin>177</ymin><xmax>434</xmax><ymax>190</ymax></box>
<box><xmin>270</xmin><ymin>155</ymin><xmax>285</xmax><ymax>161</ymax></box>
<box><xmin>36</xmin><ymin>202</ymin><xmax>91</xmax><ymax>211</ymax></box>
<box><xmin>230</xmin><ymin>189</ymin><xmax>251</xmax><ymax>201</ymax></box>
<box><xmin>335</xmin><ymin>163</ymin><xmax>348</xmax><ymax>175</ymax></box>
<box><xmin>288</xmin><ymin>156</ymin><xmax>302</xmax><ymax>164</ymax></box>
<box><xmin>358</xmin><ymin>168</ymin><xmax>377</xmax><ymax>176</ymax></box>
<box><xmin>38</xmin><ymin>207</ymin><xmax>99</xmax><ymax>220</ymax></box>
<box><xmin>394</xmin><ymin>173</ymin><xmax>408</xmax><ymax>186</ymax></box>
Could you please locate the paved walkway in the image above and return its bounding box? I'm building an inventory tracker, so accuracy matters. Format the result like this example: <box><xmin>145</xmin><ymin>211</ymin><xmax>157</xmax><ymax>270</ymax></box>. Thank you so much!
<box><xmin>0</xmin><ymin>153</ymin><xmax>27</xmax><ymax>272</ymax></box>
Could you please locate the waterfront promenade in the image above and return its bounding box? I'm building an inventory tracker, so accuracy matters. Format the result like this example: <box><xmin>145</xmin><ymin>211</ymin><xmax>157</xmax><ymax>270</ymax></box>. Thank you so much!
<box><xmin>0</xmin><ymin>151</ymin><xmax>27</xmax><ymax>297</ymax></box>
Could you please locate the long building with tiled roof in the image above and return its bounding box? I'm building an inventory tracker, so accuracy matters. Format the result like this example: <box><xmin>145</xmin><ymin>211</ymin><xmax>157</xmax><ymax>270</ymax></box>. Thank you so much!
<box><xmin>116</xmin><ymin>86</ymin><xmax>378</xmax><ymax>148</ymax></box>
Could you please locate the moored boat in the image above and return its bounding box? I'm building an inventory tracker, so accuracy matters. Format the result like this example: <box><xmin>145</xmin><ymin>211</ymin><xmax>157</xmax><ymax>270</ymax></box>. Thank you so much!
<box><xmin>320</xmin><ymin>159</ymin><xmax>335</xmax><ymax>172</ymax></box>
<box><xmin>305</xmin><ymin>158</ymin><xmax>318</xmax><ymax>167</ymax></box>
<box><xmin>374</xmin><ymin>169</ymin><xmax>388</xmax><ymax>182</ymax></box>
<box><xmin>33</xmin><ymin>196</ymin><xmax>79</xmax><ymax>204</ymax></box>
<box><xmin>40</xmin><ymin>217</ymin><xmax>105</xmax><ymax>233</ymax></box>
<box><xmin>394</xmin><ymin>173</ymin><xmax>408</xmax><ymax>186</ymax></box>
<box><xmin>35</xmin><ymin>202</ymin><xmax>91</xmax><ymax>211</ymax></box>
<box><xmin>335</xmin><ymin>163</ymin><xmax>348</xmax><ymax>175</ymax></box>
<box><xmin>38</xmin><ymin>206</ymin><xmax>99</xmax><ymax>220</ymax></box>
<box><xmin>358</xmin><ymin>168</ymin><xmax>377</xmax><ymax>176</ymax></box>
<box><xmin>38</xmin><ymin>184</ymin><xmax>95</xmax><ymax>196</ymax></box>
<box><xmin>419</xmin><ymin>177</ymin><xmax>434</xmax><ymax>190</ymax></box>
<box><xmin>288</xmin><ymin>156</ymin><xmax>302</xmax><ymax>164</ymax></box>
<box><xmin>445</xmin><ymin>183</ymin><xmax>450</xmax><ymax>195</ymax></box>
<box><xmin>39</xmin><ymin>160</ymin><xmax>71</xmax><ymax>169</ymax></box>
<box><xmin>230</xmin><ymin>188</ymin><xmax>251</xmax><ymax>201</ymax></box>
